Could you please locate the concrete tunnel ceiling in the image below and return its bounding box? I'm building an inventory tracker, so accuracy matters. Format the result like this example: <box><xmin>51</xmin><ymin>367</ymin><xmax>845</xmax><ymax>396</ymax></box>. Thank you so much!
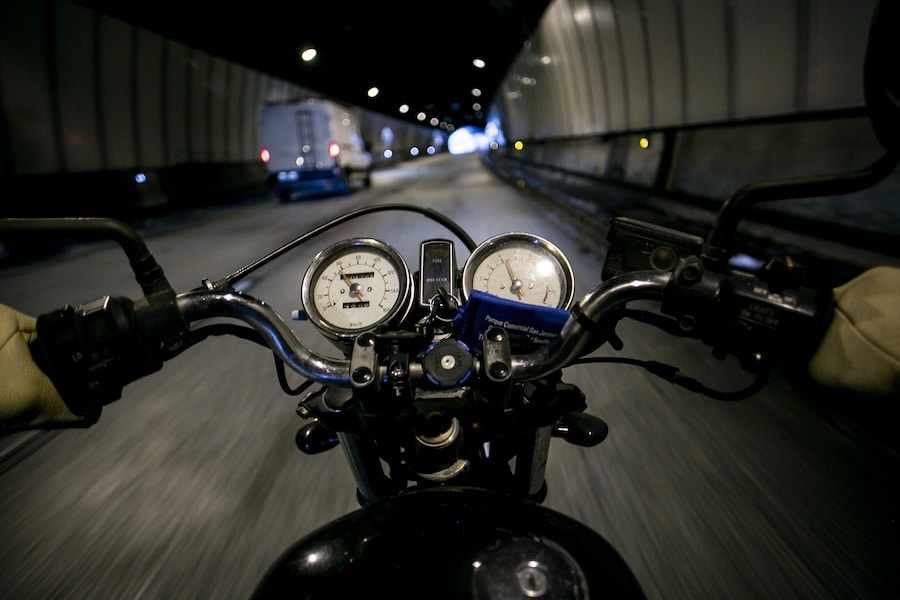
<box><xmin>73</xmin><ymin>0</ymin><xmax>879</xmax><ymax>140</ymax></box>
<box><xmin>72</xmin><ymin>0</ymin><xmax>554</xmax><ymax>130</ymax></box>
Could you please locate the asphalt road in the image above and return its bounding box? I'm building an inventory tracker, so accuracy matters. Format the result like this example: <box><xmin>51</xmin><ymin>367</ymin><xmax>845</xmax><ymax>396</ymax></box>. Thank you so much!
<box><xmin>1</xmin><ymin>153</ymin><xmax>897</xmax><ymax>599</ymax></box>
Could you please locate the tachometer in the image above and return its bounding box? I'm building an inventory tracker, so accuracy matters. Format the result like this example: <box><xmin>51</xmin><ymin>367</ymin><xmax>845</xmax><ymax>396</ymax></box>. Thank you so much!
<box><xmin>301</xmin><ymin>238</ymin><xmax>414</xmax><ymax>343</ymax></box>
<box><xmin>461</xmin><ymin>232</ymin><xmax>575</xmax><ymax>309</ymax></box>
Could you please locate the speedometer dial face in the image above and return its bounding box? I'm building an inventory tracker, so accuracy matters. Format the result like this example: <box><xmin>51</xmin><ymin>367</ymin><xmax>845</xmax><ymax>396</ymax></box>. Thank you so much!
<box><xmin>301</xmin><ymin>238</ymin><xmax>413</xmax><ymax>341</ymax></box>
<box><xmin>461</xmin><ymin>232</ymin><xmax>575</xmax><ymax>309</ymax></box>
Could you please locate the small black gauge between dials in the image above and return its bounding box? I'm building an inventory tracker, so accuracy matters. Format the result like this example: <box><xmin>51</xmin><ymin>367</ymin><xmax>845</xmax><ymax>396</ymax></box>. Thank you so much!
<box><xmin>418</xmin><ymin>239</ymin><xmax>457</xmax><ymax>307</ymax></box>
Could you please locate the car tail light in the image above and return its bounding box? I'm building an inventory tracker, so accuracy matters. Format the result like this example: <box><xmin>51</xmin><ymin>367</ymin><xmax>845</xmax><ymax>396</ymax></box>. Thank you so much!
<box><xmin>259</xmin><ymin>148</ymin><xmax>270</xmax><ymax>163</ymax></box>
<box><xmin>328</xmin><ymin>142</ymin><xmax>341</xmax><ymax>158</ymax></box>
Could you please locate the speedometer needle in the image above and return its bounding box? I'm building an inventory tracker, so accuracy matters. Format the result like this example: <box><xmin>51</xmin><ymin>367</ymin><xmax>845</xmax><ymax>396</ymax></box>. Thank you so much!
<box><xmin>503</xmin><ymin>259</ymin><xmax>524</xmax><ymax>299</ymax></box>
<box><xmin>339</xmin><ymin>268</ymin><xmax>364</xmax><ymax>298</ymax></box>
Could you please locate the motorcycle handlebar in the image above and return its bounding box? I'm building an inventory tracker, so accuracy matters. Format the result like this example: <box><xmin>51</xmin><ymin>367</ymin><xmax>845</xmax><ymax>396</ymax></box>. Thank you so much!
<box><xmin>175</xmin><ymin>288</ymin><xmax>351</xmax><ymax>385</ymax></box>
<box><xmin>172</xmin><ymin>270</ymin><xmax>675</xmax><ymax>387</ymax></box>
<box><xmin>171</xmin><ymin>261</ymin><xmax>826</xmax><ymax>388</ymax></box>
<box><xmin>4</xmin><ymin>212</ymin><xmax>835</xmax><ymax>418</ymax></box>
<box><xmin>27</xmin><ymin>251</ymin><xmax>832</xmax><ymax>420</ymax></box>
<box><xmin>512</xmin><ymin>271</ymin><xmax>673</xmax><ymax>380</ymax></box>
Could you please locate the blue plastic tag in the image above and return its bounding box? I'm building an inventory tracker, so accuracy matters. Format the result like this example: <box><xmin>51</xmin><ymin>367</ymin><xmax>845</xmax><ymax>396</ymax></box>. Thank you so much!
<box><xmin>455</xmin><ymin>290</ymin><xmax>570</xmax><ymax>354</ymax></box>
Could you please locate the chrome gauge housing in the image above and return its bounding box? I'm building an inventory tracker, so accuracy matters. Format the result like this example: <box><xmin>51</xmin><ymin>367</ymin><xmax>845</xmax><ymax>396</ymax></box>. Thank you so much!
<box><xmin>461</xmin><ymin>232</ymin><xmax>575</xmax><ymax>309</ymax></box>
<box><xmin>301</xmin><ymin>238</ymin><xmax>414</xmax><ymax>345</ymax></box>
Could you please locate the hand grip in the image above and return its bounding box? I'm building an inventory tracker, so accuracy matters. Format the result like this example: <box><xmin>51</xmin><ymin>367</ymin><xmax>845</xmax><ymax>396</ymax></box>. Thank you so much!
<box><xmin>30</xmin><ymin>296</ymin><xmax>164</xmax><ymax>419</ymax></box>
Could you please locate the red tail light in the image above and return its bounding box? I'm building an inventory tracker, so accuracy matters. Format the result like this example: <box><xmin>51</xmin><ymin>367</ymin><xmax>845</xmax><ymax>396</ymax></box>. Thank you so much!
<box><xmin>259</xmin><ymin>148</ymin><xmax>270</xmax><ymax>163</ymax></box>
<box><xmin>328</xmin><ymin>142</ymin><xmax>341</xmax><ymax>158</ymax></box>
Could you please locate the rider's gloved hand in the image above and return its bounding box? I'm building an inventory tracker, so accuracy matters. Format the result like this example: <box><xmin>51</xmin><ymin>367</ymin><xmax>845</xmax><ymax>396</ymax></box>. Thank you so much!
<box><xmin>0</xmin><ymin>304</ymin><xmax>88</xmax><ymax>431</ymax></box>
<box><xmin>807</xmin><ymin>266</ymin><xmax>900</xmax><ymax>398</ymax></box>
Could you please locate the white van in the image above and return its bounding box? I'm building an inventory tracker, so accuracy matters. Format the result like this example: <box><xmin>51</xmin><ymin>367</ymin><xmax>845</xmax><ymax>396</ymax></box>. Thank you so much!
<box><xmin>259</xmin><ymin>99</ymin><xmax>372</xmax><ymax>201</ymax></box>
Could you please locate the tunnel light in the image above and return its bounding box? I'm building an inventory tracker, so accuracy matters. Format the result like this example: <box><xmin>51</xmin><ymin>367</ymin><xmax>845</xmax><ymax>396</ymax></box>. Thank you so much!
<box><xmin>471</xmin><ymin>88</ymin><xmax>482</xmax><ymax>97</ymax></box>
<box><xmin>448</xmin><ymin>127</ymin><xmax>490</xmax><ymax>155</ymax></box>
<box><xmin>472</xmin><ymin>58</ymin><xmax>486</xmax><ymax>69</ymax></box>
<box><xmin>300</xmin><ymin>48</ymin><xmax>317</xmax><ymax>62</ymax></box>
<box><xmin>367</xmin><ymin>87</ymin><xmax>380</xmax><ymax>98</ymax></box>
<box><xmin>639</xmin><ymin>137</ymin><xmax>650</xmax><ymax>149</ymax></box>
<box><xmin>514</xmin><ymin>140</ymin><xmax>524</xmax><ymax>151</ymax></box>
<box><xmin>399</xmin><ymin>104</ymin><xmax>409</xmax><ymax>114</ymax></box>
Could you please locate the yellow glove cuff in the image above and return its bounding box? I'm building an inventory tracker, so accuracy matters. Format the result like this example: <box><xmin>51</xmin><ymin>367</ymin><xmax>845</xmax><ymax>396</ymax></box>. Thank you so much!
<box><xmin>0</xmin><ymin>304</ymin><xmax>86</xmax><ymax>430</ymax></box>
<box><xmin>807</xmin><ymin>266</ymin><xmax>900</xmax><ymax>398</ymax></box>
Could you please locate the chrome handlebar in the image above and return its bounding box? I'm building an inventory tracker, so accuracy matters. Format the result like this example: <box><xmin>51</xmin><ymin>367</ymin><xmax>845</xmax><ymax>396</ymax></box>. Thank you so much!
<box><xmin>512</xmin><ymin>271</ymin><xmax>672</xmax><ymax>380</ymax></box>
<box><xmin>175</xmin><ymin>271</ymin><xmax>674</xmax><ymax>386</ymax></box>
<box><xmin>176</xmin><ymin>289</ymin><xmax>351</xmax><ymax>385</ymax></box>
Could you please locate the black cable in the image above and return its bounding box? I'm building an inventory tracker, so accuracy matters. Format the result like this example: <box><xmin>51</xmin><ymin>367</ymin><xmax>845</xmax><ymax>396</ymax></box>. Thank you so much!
<box><xmin>273</xmin><ymin>356</ymin><xmax>316</xmax><ymax>396</ymax></box>
<box><xmin>216</xmin><ymin>203</ymin><xmax>477</xmax><ymax>289</ymax></box>
<box><xmin>570</xmin><ymin>355</ymin><xmax>770</xmax><ymax>401</ymax></box>
<box><xmin>161</xmin><ymin>323</ymin><xmax>269</xmax><ymax>360</ymax></box>
<box><xmin>163</xmin><ymin>323</ymin><xmax>316</xmax><ymax>396</ymax></box>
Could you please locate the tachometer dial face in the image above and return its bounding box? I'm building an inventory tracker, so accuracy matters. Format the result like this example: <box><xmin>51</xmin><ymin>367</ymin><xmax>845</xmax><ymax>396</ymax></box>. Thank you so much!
<box><xmin>301</xmin><ymin>238</ymin><xmax>413</xmax><ymax>341</ymax></box>
<box><xmin>461</xmin><ymin>232</ymin><xmax>575</xmax><ymax>309</ymax></box>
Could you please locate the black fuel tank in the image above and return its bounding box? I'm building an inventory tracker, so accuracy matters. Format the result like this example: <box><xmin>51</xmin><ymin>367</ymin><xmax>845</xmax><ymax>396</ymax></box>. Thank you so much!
<box><xmin>252</xmin><ymin>486</ymin><xmax>645</xmax><ymax>599</ymax></box>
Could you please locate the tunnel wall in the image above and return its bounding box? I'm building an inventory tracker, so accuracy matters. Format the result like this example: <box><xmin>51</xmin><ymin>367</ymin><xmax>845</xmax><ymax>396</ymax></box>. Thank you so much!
<box><xmin>490</xmin><ymin>110</ymin><xmax>900</xmax><ymax>251</ymax></box>
<box><xmin>0</xmin><ymin>0</ymin><xmax>440</xmax><ymax>220</ymax></box>
<box><xmin>487</xmin><ymin>0</ymin><xmax>898</xmax><ymax>249</ymax></box>
<box><xmin>493</xmin><ymin>0</ymin><xmax>878</xmax><ymax>139</ymax></box>
<box><xmin>1</xmin><ymin>0</ymin><xmax>895</xmax><ymax>246</ymax></box>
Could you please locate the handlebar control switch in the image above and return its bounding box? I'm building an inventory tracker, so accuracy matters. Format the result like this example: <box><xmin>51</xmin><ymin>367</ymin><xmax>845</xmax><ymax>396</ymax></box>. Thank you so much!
<box><xmin>422</xmin><ymin>339</ymin><xmax>473</xmax><ymax>388</ymax></box>
<box><xmin>717</xmin><ymin>272</ymin><xmax>834</xmax><ymax>368</ymax></box>
<box><xmin>758</xmin><ymin>256</ymin><xmax>803</xmax><ymax>294</ymax></box>
<box><xmin>30</xmin><ymin>296</ymin><xmax>163</xmax><ymax>420</ymax></box>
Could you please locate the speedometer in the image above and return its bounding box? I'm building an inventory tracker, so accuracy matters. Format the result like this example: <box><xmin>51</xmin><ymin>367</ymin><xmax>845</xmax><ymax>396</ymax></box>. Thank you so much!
<box><xmin>301</xmin><ymin>238</ymin><xmax>414</xmax><ymax>343</ymax></box>
<box><xmin>461</xmin><ymin>232</ymin><xmax>575</xmax><ymax>309</ymax></box>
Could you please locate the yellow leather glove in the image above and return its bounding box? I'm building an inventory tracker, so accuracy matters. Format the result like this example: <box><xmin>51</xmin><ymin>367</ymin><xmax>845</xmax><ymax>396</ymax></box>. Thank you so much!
<box><xmin>807</xmin><ymin>266</ymin><xmax>900</xmax><ymax>398</ymax></box>
<box><xmin>0</xmin><ymin>304</ymin><xmax>87</xmax><ymax>431</ymax></box>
